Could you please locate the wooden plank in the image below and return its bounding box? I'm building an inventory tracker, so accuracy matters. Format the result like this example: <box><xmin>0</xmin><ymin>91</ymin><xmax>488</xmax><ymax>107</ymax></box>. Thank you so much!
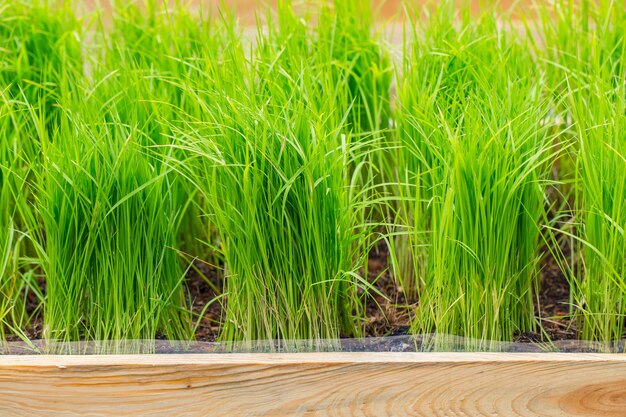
<box><xmin>0</xmin><ymin>352</ymin><xmax>625</xmax><ymax>416</ymax></box>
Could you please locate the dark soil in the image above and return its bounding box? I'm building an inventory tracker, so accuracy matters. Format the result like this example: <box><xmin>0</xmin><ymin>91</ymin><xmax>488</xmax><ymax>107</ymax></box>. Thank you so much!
<box><xmin>358</xmin><ymin>238</ymin><xmax>575</xmax><ymax>343</ymax></box>
<box><xmin>6</xmin><ymin>273</ymin><xmax>45</xmax><ymax>343</ymax></box>
<box><xmin>533</xmin><ymin>245</ymin><xmax>577</xmax><ymax>342</ymax></box>
<box><xmin>524</xmin><ymin>178</ymin><xmax>578</xmax><ymax>342</ymax></box>
<box><xmin>363</xmin><ymin>241</ymin><xmax>413</xmax><ymax>338</ymax></box>
<box><xmin>186</xmin><ymin>260</ymin><xmax>223</xmax><ymax>342</ymax></box>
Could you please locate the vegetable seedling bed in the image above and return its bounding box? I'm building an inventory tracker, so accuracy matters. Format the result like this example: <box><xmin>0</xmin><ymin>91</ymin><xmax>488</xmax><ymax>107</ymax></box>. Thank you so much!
<box><xmin>1</xmin><ymin>352</ymin><xmax>625</xmax><ymax>416</ymax></box>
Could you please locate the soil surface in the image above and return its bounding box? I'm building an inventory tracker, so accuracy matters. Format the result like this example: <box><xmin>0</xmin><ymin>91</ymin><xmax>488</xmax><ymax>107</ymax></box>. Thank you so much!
<box><xmin>187</xmin><ymin>260</ymin><xmax>223</xmax><ymax>342</ymax></box>
<box><xmin>534</xmin><ymin>242</ymin><xmax>577</xmax><ymax>342</ymax></box>
<box><xmin>364</xmin><ymin>241</ymin><xmax>413</xmax><ymax>338</ymax></box>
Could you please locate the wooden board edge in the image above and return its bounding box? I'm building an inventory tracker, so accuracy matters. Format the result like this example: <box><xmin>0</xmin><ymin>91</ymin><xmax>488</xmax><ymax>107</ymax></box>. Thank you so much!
<box><xmin>1</xmin><ymin>352</ymin><xmax>626</xmax><ymax>416</ymax></box>
<box><xmin>1</xmin><ymin>351</ymin><xmax>625</xmax><ymax>366</ymax></box>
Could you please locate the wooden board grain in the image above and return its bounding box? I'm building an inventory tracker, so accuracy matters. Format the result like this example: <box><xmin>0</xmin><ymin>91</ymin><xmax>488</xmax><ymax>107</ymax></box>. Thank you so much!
<box><xmin>0</xmin><ymin>352</ymin><xmax>625</xmax><ymax>416</ymax></box>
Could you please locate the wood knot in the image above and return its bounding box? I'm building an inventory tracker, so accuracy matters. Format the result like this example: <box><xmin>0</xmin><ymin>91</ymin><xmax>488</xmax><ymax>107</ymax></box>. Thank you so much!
<box><xmin>560</xmin><ymin>379</ymin><xmax>626</xmax><ymax>417</ymax></box>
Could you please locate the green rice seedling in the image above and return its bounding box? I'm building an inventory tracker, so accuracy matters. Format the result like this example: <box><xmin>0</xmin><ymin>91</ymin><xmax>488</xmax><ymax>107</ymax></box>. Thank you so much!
<box><xmin>0</xmin><ymin>0</ymin><xmax>82</xmax><ymax>341</ymax></box>
<box><xmin>536</xmin><ymin>0</ymin><xmax>626</xmax><ymax>342</ymax></box>
<box><xmin>153</xmin><ymin>0</ymin><xmax>388</xmax><ymax>343</ymax></box>
<box><xmin>257</xmin><ymin>0</ymin><xmax>393</xmax><ymax>297</ymax></box>
<box><xmin>0</xmin><ymin>0</ymin><xmax>84</xmax><ymax>247</ymax></box>
<box><xmin>31</xmin><ymin>106</ymin><xmax>191</xmax><ymax>344</ymax></box>
<box><xmin>389</xmin><ymin>2</ymin><xmax>470</xmax><ymax>300</ymax></box>
<box><xmin>559</xmin><ymin>1</ymin><xmax>625</xmax><ymax>342</ymax></box>
<box><xmin>164</xmin><ymin>2</ymin><xmax>381</xmax><ymax>343</ymax></box>
<box><xmin>390</xmin><ymin>3</ymin><xmax>464</xmax><ymax>303</ymax></box>
<box><xmin>0</xmin><ymin>96</ymin><xmax>31</xmax><ymax>341</ymax></box>
<box><xmin>397</xmin><ymin>5</ymin><xmax>557</xmax><ymax>345</ymax></box>
<box><xmin>5</xmin><ymin>0</ymin><xmax>203</xmax><ymax>346</ymax></box>
<box><xmin>96</xmin><ymin>3</ymin><xmax>247</xmax><ymax>339</ymax></box>
<box><xmin>172</xmin><ymin>92</ymin><xmax>378</xmax><ymax>343</ymax></box>
<box><xmin>568</xmin><ymin>76</ymin><xmax>626</xmax><ymax>343</ymax></box>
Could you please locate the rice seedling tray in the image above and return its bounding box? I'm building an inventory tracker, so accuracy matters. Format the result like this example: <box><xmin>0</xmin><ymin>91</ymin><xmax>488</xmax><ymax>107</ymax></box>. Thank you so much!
<box><xmin>2</xmin><ymin>1</ymin><xmax>625</xmax><ymax>415</ymax></box>
<box><xmin>1</xmin><ymin>352</ymin><xmax>625</xmax><ymax>416</ymax></box>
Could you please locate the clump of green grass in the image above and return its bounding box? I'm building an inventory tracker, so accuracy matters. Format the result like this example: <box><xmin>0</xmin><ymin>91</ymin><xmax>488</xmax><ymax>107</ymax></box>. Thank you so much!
<box><xmin>0</xmin><ymin>0</ymin><xmax>82</xmax><ymax>341</ymax></box>
<box><xmin>569</xmin><ymin>75</ymin><xmax>626</xmax><ymax>343</ymax></box>
<box><xmin>33</xmin><ymin>109</ymin><xmax>191</xmax><ymax>344</ymax></box>
<box><xmin>539</xmin><ymin>0</ymin><xmax>626</xmax><ymax>343</ymax></box>
<box><xmin>164</xmin><ymin>1</ymin><xmax>383</xmax><ymax>343</ymax></box>
<box><xmin>395</xmin><ymin>5</ymin><xmax>556</xmax><ymax>345</ymax></box>
<box><xmin>0</xmin><ymin>98</ymin><xmax>32</xmax><ymax>341</ymax></box>
<box><xmin>2</xmin><ymin>0</ymin><xmax>194</xmax><ymax>346</ymax></box>
<box><xmin>95</xmin><ymin>1</ymin><xmax>245</xmax><ymax>337</ymax></box>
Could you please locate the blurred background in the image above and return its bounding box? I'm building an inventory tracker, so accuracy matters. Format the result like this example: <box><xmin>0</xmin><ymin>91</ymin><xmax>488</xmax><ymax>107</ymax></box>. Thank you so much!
<box><xmin>83</xmin><ymin>0</ymin><xmax>531</xmax><ymax>24</ymax></box>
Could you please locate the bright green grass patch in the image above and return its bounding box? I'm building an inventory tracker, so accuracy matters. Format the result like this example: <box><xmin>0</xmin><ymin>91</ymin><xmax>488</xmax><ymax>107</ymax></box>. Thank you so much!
<box><xmin>0</xmin><ymin>0</ymin><xmax>81</xmax><ymax>341</ymax></box>
<box><xmin>570</xmin><ymin>75</ymin><xmax>626</xmax><ymax>343</ymax></box>
<box><xmin>395</xmin><ymin>5</ymin><xmax>558</xmax><ymax>345</ymax></box>
<box><xmin>4</xmin><ymin>0</ymin><xmax>193</xmax><ymax>345</ymax></box>
<box><xmin>164</xmin><ymin>0</ymin><xmax>386</xmax><ymax>343</ymax></box>
<box><xmin>0</xmin><ymin>0</ymin><xmax>625</xmax><ymax>347</ymax></box>
<box><xmin>572</xmin><ymin>2</ymin><xmax>626</xmax><ymax>344</ymax></box>
<box><xmin>34</xmin><ymin>110</ymin><xmax>191</xmax><ymax>343</ymax></box>
<box><xmin>0</xmin><ymin>99</ymin><xmax>33</xmax><ymax>341</ymax></box>
<box><xmin>540</xmin><ymin>0</ymin><xmax>626</xmax><ymax>342</ymax></box>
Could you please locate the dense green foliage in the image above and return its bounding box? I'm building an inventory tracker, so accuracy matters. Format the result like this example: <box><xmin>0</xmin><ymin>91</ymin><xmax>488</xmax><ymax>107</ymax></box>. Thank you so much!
<box><xmin>0</xmin><ymin>0</ymin><xmax>624</xmax><ymax>349</ymax></box>
<box><xmin>537</xmin><ymin>0</ymin><xmax>626</xmax><ymax>343</ymax></box>
<box><xmin>396</xmin><ymin>10</ymin><xmax>556</xmax><ymax>345</ymax></box>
